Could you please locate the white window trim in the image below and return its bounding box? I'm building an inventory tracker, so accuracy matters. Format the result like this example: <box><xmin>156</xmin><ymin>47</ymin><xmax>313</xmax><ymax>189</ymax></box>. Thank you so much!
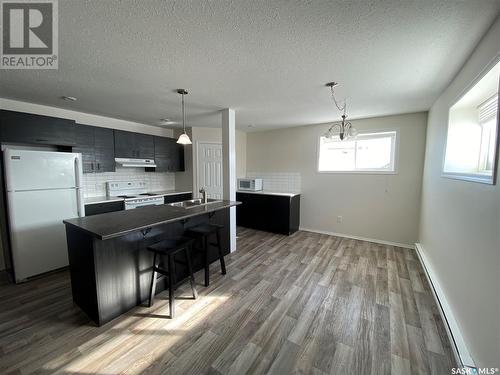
<box><xmin>441</xmin><ymin>57</ymin><xmax>500</xmax><ymax>185</ymax></box>
<box><xmin>441</xmin><ymin>171</ymin><xmax>495</xmax><ymax>184</ymax></box>
<box><xmin>316</xmin><ymin>128</ymin><xmax>400</xmax><ymax>175</ymax></box>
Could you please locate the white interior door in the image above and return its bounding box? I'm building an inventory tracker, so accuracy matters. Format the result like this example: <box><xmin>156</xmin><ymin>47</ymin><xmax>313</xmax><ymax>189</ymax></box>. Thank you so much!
<box><xmin>197</xmin><ymin>142</ymin><xmax>223</xmax><ymax>199</ymax></box>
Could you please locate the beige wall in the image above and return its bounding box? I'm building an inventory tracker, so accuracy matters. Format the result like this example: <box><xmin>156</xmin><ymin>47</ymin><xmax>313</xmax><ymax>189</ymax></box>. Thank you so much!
<box><xmin>419</xmin><ymin>17</ymin><xmax>500</xmax><ymax>368</ymax></box>
<box><xmin>246</xmin><ymin>112</ymin><xmax>428</xmax><ymax>247</ymax></box>
<box><xmin>236</xmin><ymin>130</ymin><xmax>247</xmax><ymax>179</ymax></box>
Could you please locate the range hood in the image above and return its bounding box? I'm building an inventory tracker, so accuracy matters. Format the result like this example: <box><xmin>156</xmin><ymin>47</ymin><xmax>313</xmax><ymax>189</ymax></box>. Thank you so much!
<box><xmin>115</xmin><ymin>158</ymin><xmax>157</xmax><ymax>168</ymax></box>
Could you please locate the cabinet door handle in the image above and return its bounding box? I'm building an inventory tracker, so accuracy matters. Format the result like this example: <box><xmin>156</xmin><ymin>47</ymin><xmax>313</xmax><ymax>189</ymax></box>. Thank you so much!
<box><xmin>91</xmin><ymin>163</ymin><xmax>94</xmax><ymax>171</ymax></box>
<box><xmin>97</xmin><ymin>162</ymin><xmax>100</xmax><ymax>171</ymax></box>
<box><xmin>35</xmin><ymin>138</ymin><xmax>49</xmax><ymax>142</ymax></box>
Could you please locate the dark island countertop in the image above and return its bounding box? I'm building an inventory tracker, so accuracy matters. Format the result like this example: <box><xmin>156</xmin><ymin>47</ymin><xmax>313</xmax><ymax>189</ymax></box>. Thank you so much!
<box><xmin>64</xmin><ymin>200</ymin><xmax>241</xmax><ymax>240</ymax></box>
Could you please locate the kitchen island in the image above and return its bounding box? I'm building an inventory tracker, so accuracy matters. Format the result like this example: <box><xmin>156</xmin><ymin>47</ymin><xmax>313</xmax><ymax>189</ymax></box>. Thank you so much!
<box><xmin>63</xmin><ymin>200</ymin><xmax>240</xmax><ymax>326</ymax></box>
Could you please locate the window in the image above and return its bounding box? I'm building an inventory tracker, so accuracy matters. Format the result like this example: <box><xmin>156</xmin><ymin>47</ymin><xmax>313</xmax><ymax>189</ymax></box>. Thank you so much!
<box><xmin>318</xmin><ymin>130</ymin><xmax>397</xmax><ymax>173</ymax></box>
<box><xmin>443</xmin><ymin>60</ymin><xmax>499</xmax><ymax>184</ymax></box>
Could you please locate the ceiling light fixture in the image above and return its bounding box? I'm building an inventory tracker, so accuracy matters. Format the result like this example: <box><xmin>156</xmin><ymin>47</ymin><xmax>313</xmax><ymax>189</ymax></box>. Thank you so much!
<box><xmin>324</xmin><ymin>82</ymin><xmax>357</xmax><ymax>141</ymax></box>
<box><xmin>61</xmin><ymin>96</ymin><xmax>77</xmax><ymax>102</ymax></box>
<box><xmin>176</xmin><ymin>89</ymin><xmax>192</xmax><ymax>145</ymax></box>
<box><xmin>160</xmin><ymin>118</ymin><xmax>175</xmax><ymax>125</ymax></box>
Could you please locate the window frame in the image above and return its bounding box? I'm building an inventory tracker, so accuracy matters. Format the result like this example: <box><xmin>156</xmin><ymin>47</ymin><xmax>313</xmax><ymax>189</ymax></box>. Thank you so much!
<box><xmin>441</xmin><ymin>62</ymin><xmax>500</xmax><ymax>185</ymax></box>
<box><xmin>316</xmin><ymin>128</ymin><xmax>399</xmax><ymax>175</ymax></box>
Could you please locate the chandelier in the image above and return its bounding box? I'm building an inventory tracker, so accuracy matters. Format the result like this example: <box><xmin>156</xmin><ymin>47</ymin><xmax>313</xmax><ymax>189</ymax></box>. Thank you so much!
<box><xmin>324</xmin><ymin>82</ymin><xmax>357</xmax><ymax>141</ymax></box>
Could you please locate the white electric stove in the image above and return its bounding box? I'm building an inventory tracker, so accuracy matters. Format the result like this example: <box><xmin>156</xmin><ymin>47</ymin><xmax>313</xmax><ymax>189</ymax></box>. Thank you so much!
<box><xmin>106</xmin><ymin>181</ymin><xmax>164</xmax><ymax>210</ymax></box>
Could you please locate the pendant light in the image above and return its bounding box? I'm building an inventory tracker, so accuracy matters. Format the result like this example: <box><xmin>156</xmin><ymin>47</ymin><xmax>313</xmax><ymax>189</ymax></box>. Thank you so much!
<box><xmin>323</xmin><ymin>82</ymin><xmax>357</xmax><ymax>141</ymax></box>
<box><xmin>176</xmin><ymin>89</ymin><xmax>192</xmax><ymax>145</ymax></box>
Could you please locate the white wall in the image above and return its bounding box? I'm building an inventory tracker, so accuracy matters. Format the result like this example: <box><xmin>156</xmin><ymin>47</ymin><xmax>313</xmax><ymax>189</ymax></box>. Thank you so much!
<box><xmin>419</xmin><ymin>17</ymin><xmax>500</xmax><ymax>368</ymax></box>
<box><xmin>246</xmin><ymin>112</ymin><xmax>428</xmax><ymax>247</ymax></box>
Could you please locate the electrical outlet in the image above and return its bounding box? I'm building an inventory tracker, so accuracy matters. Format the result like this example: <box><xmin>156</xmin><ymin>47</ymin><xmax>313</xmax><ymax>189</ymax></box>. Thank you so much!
<box><xmin>337</xmin><ymin>215</ymin><xmax>343</xmax><ymax>223</ymax></box>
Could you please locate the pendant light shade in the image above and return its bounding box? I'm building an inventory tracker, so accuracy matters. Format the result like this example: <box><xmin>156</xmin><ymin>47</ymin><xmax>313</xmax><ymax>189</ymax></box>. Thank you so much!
<box><xmin>177</xmin><ymin>133</ymin><xmax>192</xmax><ymax>145</ymax></box>
<box><xmin>176</xmin><ymin>89</ymin><xmax>192</xmax><ymax>145</ymax></box>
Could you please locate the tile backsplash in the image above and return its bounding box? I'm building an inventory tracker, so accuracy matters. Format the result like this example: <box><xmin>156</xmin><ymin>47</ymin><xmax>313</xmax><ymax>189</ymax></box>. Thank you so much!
<box><xmin>246</xmin><ymin>172</ymin><xmax>301</xmax><ymax>193</ymax></box>
<box><xmin>82</xmin><ymin>167</ymin><xmax>175</xmax><ymax>197</ymax></box>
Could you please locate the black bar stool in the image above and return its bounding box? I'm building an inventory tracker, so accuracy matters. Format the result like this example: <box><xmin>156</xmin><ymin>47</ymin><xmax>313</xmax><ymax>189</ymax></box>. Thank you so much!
<box><xmin>186</xmin><ymin>224</ymin><xmax>226</xmax><ymax>287</ymax></box>
<box><xmin>147</xmin><ymin>237</ymin><xmax>197</xmax><ymax>318</ymax></box>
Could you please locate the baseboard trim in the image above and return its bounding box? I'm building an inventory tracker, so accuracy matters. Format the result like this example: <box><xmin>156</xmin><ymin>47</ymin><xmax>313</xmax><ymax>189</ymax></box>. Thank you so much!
<box><xmin>299</xmin><ymin>227</ymin><xmax>414</xmax><ymax>249</ymax></box>
<box><xmin>415</xmin><ymin>243</ymin><xmax>476</xmax><ymax>370</ymax></box>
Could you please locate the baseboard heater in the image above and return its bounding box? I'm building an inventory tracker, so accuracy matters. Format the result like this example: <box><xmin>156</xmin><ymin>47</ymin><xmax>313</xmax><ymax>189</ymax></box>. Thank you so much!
<box><xmin>415</xmin><ymin>243</ymin><xmax>476</xmax><ymax>371</ymax></box>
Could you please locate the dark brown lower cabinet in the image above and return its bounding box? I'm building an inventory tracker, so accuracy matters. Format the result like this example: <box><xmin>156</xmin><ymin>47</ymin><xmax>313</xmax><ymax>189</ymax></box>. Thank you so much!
<box><xmin>236</xmin><ymin>192</ymin><xmax>300</xmax><ymax>235</ymax></box>
<box><xmin>85</xmin><ymin>201</ymin><xmax>124</xmax><ymax>216</ymax></box>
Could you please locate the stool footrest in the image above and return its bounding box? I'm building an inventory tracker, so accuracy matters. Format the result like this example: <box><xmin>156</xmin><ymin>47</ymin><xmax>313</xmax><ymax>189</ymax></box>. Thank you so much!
<box><xmin>153</xmin><ymin>266</ymin><xmax>169</xmax><ymax>276</ymax></box>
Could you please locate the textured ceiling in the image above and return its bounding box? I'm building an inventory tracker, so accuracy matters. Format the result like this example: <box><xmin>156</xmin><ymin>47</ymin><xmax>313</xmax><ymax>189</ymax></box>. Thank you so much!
<box><xmin>1</xmin><ymin>0</ymin><xmax>499</xmax><ymax>130</ymax></box>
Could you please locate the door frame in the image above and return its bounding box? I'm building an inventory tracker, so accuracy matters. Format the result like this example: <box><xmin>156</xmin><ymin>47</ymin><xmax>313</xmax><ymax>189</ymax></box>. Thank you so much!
<box><xmin>194</xmin><ymin>141</ymin><xmax>223</xmax><ymax>198</ymax></box>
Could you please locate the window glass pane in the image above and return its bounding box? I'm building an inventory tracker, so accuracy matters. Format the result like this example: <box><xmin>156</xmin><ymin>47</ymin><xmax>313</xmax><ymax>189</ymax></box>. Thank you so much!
<box><xmin>356</xmin><ymin>136</ymin><xmax>393</xmax><ymax>170</ymax></box>
<box><xmin>318</xmin><ymin>131</ymin><xmax>396</xmax><ymax>173</ymax></box>
<box><xmin>479</xmin><ymin>119</ymin><xmax>496</xmax><ymax>172</ymax></box>
<box><xmin>318</xmin><ymin>137</ymin><xmax>355</xmax><ymax>171</ymax></box>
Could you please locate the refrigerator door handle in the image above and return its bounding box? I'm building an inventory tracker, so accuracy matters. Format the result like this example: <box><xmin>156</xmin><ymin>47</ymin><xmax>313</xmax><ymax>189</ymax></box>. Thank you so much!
<box><xmin>74</xmin><ymin>155</ymin><xmax>85</xmax><ymax>218</ymax></box>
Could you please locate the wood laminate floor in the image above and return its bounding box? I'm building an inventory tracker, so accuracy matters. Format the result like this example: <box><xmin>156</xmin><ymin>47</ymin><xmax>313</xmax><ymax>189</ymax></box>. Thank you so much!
<box><xmin>0</xmin><ymin>228</ymin><xmax>456</xmax><ymax>375</ymax></box>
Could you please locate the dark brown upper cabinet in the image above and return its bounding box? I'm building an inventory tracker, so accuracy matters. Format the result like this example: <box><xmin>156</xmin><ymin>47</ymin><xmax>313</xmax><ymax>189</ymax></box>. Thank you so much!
<box><xmin>0</xmin><ymin>110</ymin><xmax>76</xmax><ymax>146</ymax></box>
<box><xmin>114</xmin><ymin>130</ymin><xmax>154</xmax><ymax>159</ymax></box>
<box><xmin>147</xmin><ymin>136</ymin><xmax>185</xmax><ymax>172</ymax></box>
<box><xmin>73</xmin><ymin>124</ymin><xmax>115</xmax><ymax>173</ymax></box>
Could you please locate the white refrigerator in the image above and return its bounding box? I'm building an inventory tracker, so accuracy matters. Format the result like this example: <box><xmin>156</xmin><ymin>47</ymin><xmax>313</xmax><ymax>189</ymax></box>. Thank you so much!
<box><xmin>3</xmin><ymin>148</ymin><xmax>85</xmax><ymax>283</ymax></box>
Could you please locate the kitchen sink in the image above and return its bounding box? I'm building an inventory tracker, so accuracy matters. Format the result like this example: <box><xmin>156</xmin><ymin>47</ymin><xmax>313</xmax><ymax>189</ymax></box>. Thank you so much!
<box><xmin>168</xmin><ymin>198</ymin><xmax>221</xmax><ymax>209</ymax></box>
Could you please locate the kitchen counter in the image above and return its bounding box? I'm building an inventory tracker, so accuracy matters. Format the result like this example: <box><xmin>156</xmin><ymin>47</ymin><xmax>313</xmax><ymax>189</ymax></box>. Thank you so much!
<box><xmin>84</xmin><ymin>195</ymin><xmax>123</xmax><ymax>205</ymax></box>
<box><xmin>65</xmin><ymin>200</ymin><xmax>240</xmax><ymax>240</ymax></box>
<box><xmin>236</xmin><ymin>190</ymin><xmax>300</xmax><ymax>197</ymax></box>
<box><xmin>64</xmin><ymin>199</ymin><xmax>240</xmax><ymax>325</ymax></box>
<box><xmin>84</xmin><ymin>190</ymin><xmax>193</xmax><ymax>205</ymax></box>
<box><xmin>147</xmin><ymin>189</ymin><xmax>192</xmax><ymax>197</ymax></box>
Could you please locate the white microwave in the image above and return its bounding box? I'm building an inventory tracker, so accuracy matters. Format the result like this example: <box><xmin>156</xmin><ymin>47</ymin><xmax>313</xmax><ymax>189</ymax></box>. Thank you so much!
<box><xmin>238</xmin><ymin>178</ymin><xmax>263</xmax><ymax>191</ymax></box>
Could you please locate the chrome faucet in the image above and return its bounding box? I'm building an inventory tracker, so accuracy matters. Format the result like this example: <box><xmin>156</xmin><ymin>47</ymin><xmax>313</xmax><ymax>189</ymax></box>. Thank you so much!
<box><xmin>199</xmin><ymin>187</ymin><xmax>207</xmax><ymax>204</ymax></box>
